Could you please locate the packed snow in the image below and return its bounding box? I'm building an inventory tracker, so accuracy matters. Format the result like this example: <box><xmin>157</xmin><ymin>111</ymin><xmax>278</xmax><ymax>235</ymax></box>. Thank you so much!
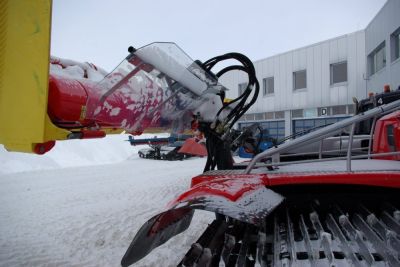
<box><xmin>0</xmin><ymin>134</ymin><xmax>214</xmax><ymax>267</ymax></box>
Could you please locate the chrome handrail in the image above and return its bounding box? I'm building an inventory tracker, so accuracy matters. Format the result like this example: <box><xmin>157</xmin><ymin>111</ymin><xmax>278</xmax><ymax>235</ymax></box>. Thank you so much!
<box><xmin>244</xmin><ymin>99</ymin><xmax>400</xmax><ymax>174</ymax></box>
<box><xmin>246</xmin><ymin>151</ymin><xmax>400</xmax><ymax>169</ymax></box>
<box><xmin>280</xmin><ymin>147</ymin><xmax>368</xmax><ymax>158</ymax></box>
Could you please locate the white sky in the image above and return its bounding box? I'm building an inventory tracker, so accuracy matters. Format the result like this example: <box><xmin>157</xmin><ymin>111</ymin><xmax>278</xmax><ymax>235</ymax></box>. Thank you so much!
<box><xmin>51</xmin><ymin>0</ymin><xmax>386</xmax><ymax>72</ymax></box>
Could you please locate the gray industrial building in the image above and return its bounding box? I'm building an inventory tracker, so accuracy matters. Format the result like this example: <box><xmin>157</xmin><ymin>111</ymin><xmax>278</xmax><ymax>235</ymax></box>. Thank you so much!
<box><xmin>366</xmin><ymin>0</ymin><xmax>400</xmax><ymax>93</ymax></box>
<box><xmin>220</xmin><ymin>0</ymin><xmax>400</xmax><ymax>140</ymax></box>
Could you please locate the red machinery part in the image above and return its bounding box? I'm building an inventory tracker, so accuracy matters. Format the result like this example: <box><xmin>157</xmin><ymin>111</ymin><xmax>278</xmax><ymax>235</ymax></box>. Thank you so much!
<box><xmin>47</xmin><ymin>75</ymin><xmax>90</xmax><ymax>127</ymax></box>
<box><xmin>373</xmin><ymin>110</ymin><xmax>400</xmax><ymax>160</ymax></box>
<box><xmin>178</xmin><ymin>138</ymin><xmax>207</xmax><ymax>157</ymax></box>
<box><xmin>79</xmin><ymin>130</ymin><xmax>106</xmax><ymax>139</ymax></box>
<box><xmin>33</xmin><ymin>140</ymin><xmax>56</xmax><ymax>155</ymax></box>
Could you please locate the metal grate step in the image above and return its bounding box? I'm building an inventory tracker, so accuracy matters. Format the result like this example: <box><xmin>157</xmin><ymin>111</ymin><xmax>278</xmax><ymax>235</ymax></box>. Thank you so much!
<box><xmin>180</xmin><ymin>194</ymin><xmax>400</xmax><ymax>267</ymax></box>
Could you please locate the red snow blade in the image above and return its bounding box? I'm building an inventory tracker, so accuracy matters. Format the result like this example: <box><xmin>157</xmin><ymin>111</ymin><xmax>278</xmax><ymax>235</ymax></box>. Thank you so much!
<box><xmin>121</xmin><ymin>208</ymin><xmax>194</xmax><ymax>267</ymax></box>
<box><xmin>121</xmin><ymin>184</ymin><xmax>283</xmax><ymax>266</ymax></box>
<box><xmin>170</xmin><ymin>187</ymin><xmax>284</xmax><ymax>225</ymax></box>
<box><xmin>178</xmin><ymin>138</ymin><xmax>207</xmax><ymax>157</ymax></box>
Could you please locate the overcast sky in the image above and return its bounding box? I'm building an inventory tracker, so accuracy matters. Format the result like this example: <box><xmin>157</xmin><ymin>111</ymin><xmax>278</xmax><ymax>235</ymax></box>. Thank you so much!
<box><xmin>51</xmin><ymin>0</ymin><xmax>386</xmax><ymax>72</ymax></box>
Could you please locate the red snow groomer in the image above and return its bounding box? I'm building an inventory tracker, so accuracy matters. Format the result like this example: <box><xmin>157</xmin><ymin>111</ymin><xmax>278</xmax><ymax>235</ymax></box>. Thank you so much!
<box><xmin>127</xmin><ymin>133</ymin><xmax>207</xmax><ymax>160</ymax></box>
<box><xmin>39</xmin><ymin>42</ymin><xmax>400</xmax><ymax>266</ymax></box>
<box><xmin>100</xmin><ymin>43</ymin><xmax>400</xmax><ymax>267</ymax></box>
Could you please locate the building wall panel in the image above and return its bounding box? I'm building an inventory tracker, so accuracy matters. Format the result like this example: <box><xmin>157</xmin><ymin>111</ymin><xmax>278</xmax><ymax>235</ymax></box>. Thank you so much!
<box><xmin>366</xmin><ymin>0</ymin><xmax>400</xmax><ymax>93</ymax></box>
<box><xmin>220</xmin><ymin>30</ymin><xmax>366</xmax><ymax>113</ymax></box>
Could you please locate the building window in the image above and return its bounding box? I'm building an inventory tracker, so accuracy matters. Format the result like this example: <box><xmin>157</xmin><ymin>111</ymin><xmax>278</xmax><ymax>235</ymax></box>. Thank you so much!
<box><xmin>255</xmin><ymin>113</ymin><xmax>264</xmax><ymax>120</ymax></box>
<box><xmin>238</xmin><ymin>83</ymin><xmax>247</xmax><ymax>96</ymax></box>
<box><xmin>347</xmin><ymin>104</ymin><xmax>355</xmax><ymax>115</ymax></box>
<box><xmin>293</xmin><ymin>117</ymin><xmax>348</xmax><ymax>137</ymax></box>
<box><xmin>260</xmin><ymin>120</ymin><xmax>285</xmax><ymax>140</ymax></box>
<box><xmin>304</xmin><ymin>108</ymin><xmax>317</xmax><ymax>118</ymax></box>
<box><xmin>330</xmin><ymin>61</ymin><xmax>347</xmax><ymax>85</ymax></box>
<box><xmin>244</xmin><ymin>114</ymin><xmax>254</xmax><ymax>121</ymax></box>
<box><xmin>368</xmin><ymin>42</ymin><xmax>386</xmax><ymax>76</ymax></box>
<box><xmin>293</xmin><ymin>70</ymin><xmax>307</xmax><ymax>90</ymax></box>
<box><xmin>332</xmin><ymin>105</ymin><xmax>347</xmax><ymax>115</ymax></box>
<box><xmin>265</xmin><ymin>112</ymin><xmax>274</xmax><ymax>120</ymax></box>
<box><xmin>292</xmin><ymin>109</ymin><xmax>303</xmax><ymax>118</ymax></box>
<box><xmin>263</xmin><ymin>77</ymin><xmax>274</xmax><ymax>95</ymax></box>
<box><xmin>391</xmin><ymin>27</ymin><xmax>400</xmax><ymax>62</ymax></box>
<box><xmin>274</xmin><ymin>111</ymin><xmax>285</xmax><ymax>119</ymax></box>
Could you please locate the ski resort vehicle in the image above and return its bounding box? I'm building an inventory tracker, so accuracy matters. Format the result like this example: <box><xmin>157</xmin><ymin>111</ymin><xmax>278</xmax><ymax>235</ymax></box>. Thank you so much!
<box><xmin>1</xmin><ymin>3</ymin><xmax>399</xmax><ymax>266</ymax></box>
<box><xmin>118</xmin><ymin>50</ymin><xmax>399</xmax><ymax>266</ymax></box>
<box><xmin>128</xmin><ymin>134</ymin><xmax>207</xmax><ymax>160</ymax></box>
<box><xmin>72</xmin><ymin>42</ymin><xmax>399</xmax><ymax>266</ymax></box>
<box><xmin>121</xmin><ymin>96</ymin><xmax>400</xmax><ymax>267</ymax></box>
<box><xmin>129</xmin><ymin>135</ymin><xmax>189</xmax><ymax>160</ymax></box>
<box><xmin>138</xmin><ymin>146</ymin><xmax>185</xmax><ymax>160</ymax></box>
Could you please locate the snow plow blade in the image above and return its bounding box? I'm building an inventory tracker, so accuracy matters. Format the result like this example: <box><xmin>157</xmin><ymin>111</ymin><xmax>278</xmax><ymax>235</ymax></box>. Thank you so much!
<box><xmin>178</xmin><ymin>137</ymin><xmax>207</xmax><ymax>157</ymax></box>
<box><xmin>121</xmin><ymin>179</ymin><xmax>283</xmax><ymax>266</ymax></box>
<box><xmin>170</xmin><ymin>187</ymin><xmax>283</xmax><ymax>225</ymax></box>
<box><xmin>121</xmin><ymin>208</ymin><xmax>194</xmax><ymax>267</ymax></box>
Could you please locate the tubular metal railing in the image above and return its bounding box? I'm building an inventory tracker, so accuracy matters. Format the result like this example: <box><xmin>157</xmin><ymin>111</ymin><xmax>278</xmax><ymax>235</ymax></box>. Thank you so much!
<box><xmin>244</xmin><ymin>99</ymin><xmax>400</xmax><ymax>174</ymax></box>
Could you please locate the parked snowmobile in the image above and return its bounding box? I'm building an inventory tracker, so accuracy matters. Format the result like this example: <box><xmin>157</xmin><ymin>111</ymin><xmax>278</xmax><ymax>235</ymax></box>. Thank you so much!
<box><xmin>79</xmin><ymin>42</ymin><xmax>400</xmax><ymax>266</ymax></box>
<box><xmin>128</xmin><ymin>134</ymin><xmax>190</xmax><ymax>160</ymax></box>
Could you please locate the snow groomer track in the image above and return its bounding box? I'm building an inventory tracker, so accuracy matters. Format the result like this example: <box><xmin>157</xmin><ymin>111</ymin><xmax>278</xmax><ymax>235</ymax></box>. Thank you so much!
<box><xmin>180</xmin><ymin>186</ymin><xmax>400</xmax><ymax>267</ymax></box>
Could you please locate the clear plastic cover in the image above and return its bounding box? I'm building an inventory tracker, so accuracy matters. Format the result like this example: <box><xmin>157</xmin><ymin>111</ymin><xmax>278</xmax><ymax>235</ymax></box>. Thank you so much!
<box><xmin>86</xmin><ymin>42</ymin><xmax>227</xmax><ymax>134</ymax></box>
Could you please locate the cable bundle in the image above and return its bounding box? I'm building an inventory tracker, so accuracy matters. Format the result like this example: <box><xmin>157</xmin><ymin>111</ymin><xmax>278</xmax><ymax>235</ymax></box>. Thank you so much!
<box><xmin>199</xmin><ymin>52</ymin><xmax>260</xmax><ymax>172</ymax></box>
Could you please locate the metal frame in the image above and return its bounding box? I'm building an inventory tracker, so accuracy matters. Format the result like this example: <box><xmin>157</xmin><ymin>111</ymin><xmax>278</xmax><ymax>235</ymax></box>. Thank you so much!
<box><xmin>245</xmin><ymin>99</ymin><xmax>400</xmax><ymax>174</ymax></box>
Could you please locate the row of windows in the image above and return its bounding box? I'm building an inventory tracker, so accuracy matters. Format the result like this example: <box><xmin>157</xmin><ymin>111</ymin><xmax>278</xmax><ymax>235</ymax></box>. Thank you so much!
<box><xmin>239</xmin><ymin>61</ymin><xmax>348</xmax><ymax>96</ymax></box>
<box><xmin>241</xmin><ymin>104</ymin><xmax>353</xmax><ymax>124</ymax></box>
<box><xmin>293</xmin><ymin>117</ymin><xmax>348</xmax><ymax>137</ymax></box>
<box><xmin>291</xmin><ymin>105</ymin><xmax>353</xmax><ymax>118</ymax></box>
<box><xmin>240</xmin><ymin>111</ymin><xmax>285</xmax><ymax>121</ymax></box>
<box><xmin>239</xmin><ymin>117</ymin><xmax>349</xmax><ymax>140</ymax></box>
<box><xmin>368</xmin><ymin>26</ymin><xmax>400</xmax><ymax>76</ymax></box>
<box><xmin>238</xmin><ymin>26</ymin><xmax>400</xmax><ymax>96</ymax></box>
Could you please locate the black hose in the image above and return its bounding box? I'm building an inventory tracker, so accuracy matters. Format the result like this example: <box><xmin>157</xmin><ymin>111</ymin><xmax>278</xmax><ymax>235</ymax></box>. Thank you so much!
<box><xmin>200</xmin><ymin>52</ymin><xmax>259</xmax><ymax>172</ymax></box>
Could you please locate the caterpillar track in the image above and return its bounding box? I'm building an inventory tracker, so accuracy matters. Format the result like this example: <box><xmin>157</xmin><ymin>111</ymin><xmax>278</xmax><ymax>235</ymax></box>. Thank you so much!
<box><xmin>180</xmin><ymin>186</ymin><xmax>400</xmax><ymax>267</ymax></box>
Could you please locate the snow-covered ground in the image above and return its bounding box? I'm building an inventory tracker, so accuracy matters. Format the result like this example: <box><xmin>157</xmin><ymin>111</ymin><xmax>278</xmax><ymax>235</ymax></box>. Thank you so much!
<box><xmin>0</xmin><ymin>135</ymin><xmax>214</xmax><ymax>267</ymax></box>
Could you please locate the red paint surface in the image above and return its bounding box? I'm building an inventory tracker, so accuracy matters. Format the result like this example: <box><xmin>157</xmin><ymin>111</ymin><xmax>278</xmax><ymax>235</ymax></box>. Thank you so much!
<box><xmin>148</xmin><ymin>208</ymin><xmax>191</xmax><ymax>237</ymax></box>
<box><xmin>178</xmin><ymin>138</ymin><xmax>207</xmax><ymax>157</ymax></box>
<box><xmin>168</xmin><ymin>171</ymin><xmax>400</xmax><ymax>207</ymax></box>
<box><xmin>48</xmin><ymin>75</ymin><xmax>89</xmax><ymax>124</ymax></box>
<box><xmin>168</xmin><ymin>174</ymin><xmax>267</xmax><ymax>208</ymax></box>
<box><xmin>47</xmin><ymin>74</ymin><xmax>168</xmax><ymax>132</ymax></box>
<box><xmin>79</xmin><ymin>130</ymin><xmax>106</xmax><ymax>139</ymax></box>
<box><xmin>265</xmin><ymin>171</ymin><xmax>400</xmax><ymax>188</ymax></box>
<box><xmin>373</xmin><ymin>111</ymin><xmax>400</xmax><ymax>160</ymax></box>
<box><xmin>33</xmin><ymin>140</ymin><xmax>56</xmax><ymax>155</ymax></box>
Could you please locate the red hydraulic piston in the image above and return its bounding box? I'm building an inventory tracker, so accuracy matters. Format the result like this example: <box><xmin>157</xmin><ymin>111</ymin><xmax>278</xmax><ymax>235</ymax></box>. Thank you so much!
<box><xmin>48</xmin><ymin>75</ymin><xmax>89</xmax><ymax>125</ymax></box>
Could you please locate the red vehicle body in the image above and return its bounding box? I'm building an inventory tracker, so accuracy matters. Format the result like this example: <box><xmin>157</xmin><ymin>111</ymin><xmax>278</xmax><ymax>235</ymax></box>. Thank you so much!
<box><xmin>2</xmin><ymin>3</ymin><xmax>399</xmax><ymax>263</ymax></box>
<box><xmin>44</xmin><ymin>45</ymin><xmax>400</xmax><ymax>267</ymax></box>
<box><xmin>121</xmin><ymin>94</ymin><xmax>400</xmax><ymax>266</ymax></box>
<box><xmin>373</xmin><ymin>111</ymin><xmax>400</xmax><ymax>160</ymax></box>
